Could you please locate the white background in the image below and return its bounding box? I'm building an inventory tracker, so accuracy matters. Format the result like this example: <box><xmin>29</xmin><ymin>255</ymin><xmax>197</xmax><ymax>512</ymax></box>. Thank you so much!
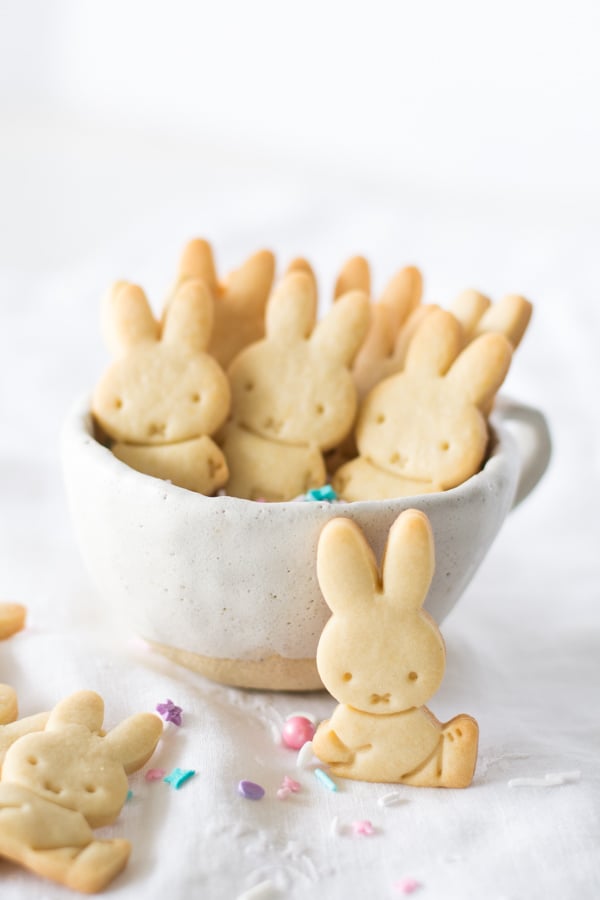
<box><xmin>0</xmin><ymin>2</ymin><xmax>599</xmax><ymax>899</ymax></box>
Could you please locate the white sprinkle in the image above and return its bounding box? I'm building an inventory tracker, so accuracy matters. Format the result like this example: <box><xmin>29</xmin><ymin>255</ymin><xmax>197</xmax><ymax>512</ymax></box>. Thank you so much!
<box><xmin>330</xmin><ymin>815</ymin><xmax>341</xmax><ymax>837</ymax></box>
<box><xmin>236</xmin><ymin>879</ymin><xmax>280</xmax><ymax>900</ymax></box>
<box><xmin>508</xmin><ymin>770</ymin><xmax>581</xmax><ymax>788</ymax></box>
<box><xmin>378</xmin><ymin>790</ymin><xmax>408</xmax><ymax>807</ymax></box>
<box><xmin>296</xmin><ymin>740</ymin><xmax>316</xmax><ymax>768</ymax></box>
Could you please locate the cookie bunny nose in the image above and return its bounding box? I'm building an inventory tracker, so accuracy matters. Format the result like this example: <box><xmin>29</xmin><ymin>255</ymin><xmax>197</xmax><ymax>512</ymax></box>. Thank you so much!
<box><xmin>369</xmin><ymin>693</ymin><xmax>391</xmax><ymax>705</ymax></box>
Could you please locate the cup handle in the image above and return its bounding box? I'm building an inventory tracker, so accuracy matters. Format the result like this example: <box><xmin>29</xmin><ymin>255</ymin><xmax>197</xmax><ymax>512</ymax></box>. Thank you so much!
<box><xmin>494</xmin><ymin>398</ymin><xmax>552</xmax><ymax>508</ymax></box>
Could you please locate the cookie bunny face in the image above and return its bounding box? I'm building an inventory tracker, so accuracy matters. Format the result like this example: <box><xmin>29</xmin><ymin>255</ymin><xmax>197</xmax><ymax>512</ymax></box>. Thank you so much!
<box><xmin>2</xmin><ymin>691</ymin><xmax>162</xmax><ymax>828</ymax></box>
<box><xmin>228</xmin><ymin>271</ymin><xmax>370</xmax><ymax>451</ymax></box>
<box><xmin>355</xmin><ymin>309</ymin><xmax>512</xmax><ymax>490</ymax></box>
<box><xmin>316</xmin><ymin>511</ymin><xmax>445</xmax><ymax>714</ymax></box>
<box><xmin>93</xmin><ymin>280</ymin><xmax>231</xmax><ymax>445</ymax></box>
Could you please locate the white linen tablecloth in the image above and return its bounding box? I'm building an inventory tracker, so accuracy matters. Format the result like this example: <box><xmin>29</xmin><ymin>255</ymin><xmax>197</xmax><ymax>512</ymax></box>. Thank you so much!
<box><xmin>0</xmin><ymin>116</ymin><xmax>599</xmax><ymax>899</ymax></box>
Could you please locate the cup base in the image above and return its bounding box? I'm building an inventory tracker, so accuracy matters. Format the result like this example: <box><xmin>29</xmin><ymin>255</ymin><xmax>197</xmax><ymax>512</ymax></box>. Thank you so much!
<box><xmin>148</xmin><ymin>640</ymin><xmax>324</xmax><ymax>692</ymax></box>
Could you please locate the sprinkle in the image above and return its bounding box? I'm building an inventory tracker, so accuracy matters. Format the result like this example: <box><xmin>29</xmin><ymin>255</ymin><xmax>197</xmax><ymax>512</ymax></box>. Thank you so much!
<box><xmin>163</xmin><ymin>767</ymin><xmax>196</xmax><ymax>789</ymax></box>
<box><xmin>282</xmin><ymin>775</ymin><xmax>300</xmax><ymax>792</ymax></box>
<box><xmin>296</xmin><ymin>740</ymin><xmax>316</xmax><ymax>769</ymax></box>
<box><xmin>378</xmin><ymin>790</ymin><xmax>408</xmax><ymax>807</ymax></box>
<box><xmin>508</xmin><ymin>770</ymin><xmax>581</xmax><ymax>788</ymax></box>
<box><xmin>126</xmin><ymin>790</ymin><xmax>133</xmax><ymax>802</ymax></box>
<box><xmin>277</xmin><ymin>787</ymin><xmax>291</xmax><ymax>800</ymax></box>
<box><xmin>352</xmin><ymin>819</ymin><xmax>375</xmax><ymax>836</ymax></box>
<box><xmin>238</xmin><ymin>780</ymin><xmax>265</xmax><ymax>800</ymax></box>
<box><xmin>314</xmin><ymin>768</ymin><xmax>337</xmax><ymax>792</ymax></box>
<box><xmin>330</xmin><ymin>815</ymin><xmax>341</xmax><ymax>837</ymax></box>
<box><xmin>305</xmin><ymin>485</ymin><xmax>337</xmax><ymax>502</ymax></box>
<box><xmin>394</xmin><ymin>877</ymin><xmax>421</xmax><ymax>894</ymax></box>
<box><xmin>287</xmin><ymin>709</ymin><xmax>317</xmax><ymax>725</ymax></box>
<box><xmin>282</xmin><ymin>715</ymin><xmax>316</xmax><ymax>750</ymax></box>
<box><xmin>235</xmin><ymin>880</ymin><xmax>279</xmax><ymax>900</ymax></box>
<box><xmin>145</xmin><ymin>767</ymin><xmax>166</xmax><ymax>782</ymax></box>
<box><xmin>156</xmin><ymin>699</ymin><xmax>183</xmax><ymax>726</ymax></box>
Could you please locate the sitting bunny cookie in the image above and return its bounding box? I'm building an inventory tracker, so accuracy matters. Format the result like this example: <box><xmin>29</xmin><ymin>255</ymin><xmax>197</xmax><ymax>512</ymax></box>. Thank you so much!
<box><xmin>313</xmin><ymin>510</ymin><xmax>478</xmax><ymax>787</ymax></box>
<box><xmin>166</xmin><ymin>238</ymin><xmax>275</xmax><ymax>368</ymax></box>
<box><xmin>332</xmin><ymin>308</ymin><xmax>513</xmax><ymax>501</ymax></box>
<box><xmin>0</xmin><ymin>690</ymin><xmax>162</xmax><ymax>893</ymax></box>
<box><xmin>221</xmin><ymin>270</ymin><xmax>370</xmax><ymax>501</ymax></box>
<box><xmin>93</xmin><ymin>279</ymin><xmax>231</xmax><ymax>494</ymax></box>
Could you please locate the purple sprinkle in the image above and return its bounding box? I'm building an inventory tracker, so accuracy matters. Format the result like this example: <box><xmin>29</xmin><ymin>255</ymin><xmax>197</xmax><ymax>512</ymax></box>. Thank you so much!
<box><xmin>238</xmin><ymin>779</ymin><xmax>265</xmax><ymax>800</ymax></box>
<box><xmin>156</xmin><ymin>699</ymin><xmax>183</xmax><ymax>726</ymax></box>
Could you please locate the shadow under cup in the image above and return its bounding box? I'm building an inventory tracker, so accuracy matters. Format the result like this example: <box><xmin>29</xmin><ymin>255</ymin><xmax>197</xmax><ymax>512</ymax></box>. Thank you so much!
<box><xmin>61</xmin><ymin>397</ymin><xmax>551</xmax><ymax>691</ymax></box>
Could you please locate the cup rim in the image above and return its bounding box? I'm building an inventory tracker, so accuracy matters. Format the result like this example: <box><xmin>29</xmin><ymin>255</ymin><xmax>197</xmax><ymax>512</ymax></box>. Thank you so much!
<box><xmin>62</xmin><ymin>392</ymin><xmax>520</xmax><ymax>514</ymax></box>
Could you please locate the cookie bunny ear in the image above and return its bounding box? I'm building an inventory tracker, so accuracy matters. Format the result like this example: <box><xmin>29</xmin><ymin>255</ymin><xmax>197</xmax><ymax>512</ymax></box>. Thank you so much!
<box><xmin>103</xmin><ymin>713</ymin><xmax>163</xmax><ymax>774</ymax></box>
<box><xmin>175</xmin><ymin>238</ymin><xmax>218</xmax><ymax>293</ymax></box>
<box><xmin>378</xmin><ymin>265</ymin><xmax>423</xmax><ymax>333</ymax></box>
<box><xmin>475</xmin><ymin>294</ymin><xmax>533</xmax><ymax>349</ymax></box>
<box><xmin>312</xmin><ymin>290</ymin><xmax>371</xmax><ymax>366</ymax></box>
<box><xmin>102</xmin><ymin>282</ymin><xmax>159</xmax><ymax>356</ymax></box>
<box><xmin>286</xmin><ymin>257</ymin><xmax>317</xmax><ymax>292</ymax></box>
<box><xmin>265</xmin><ymin>271</ymin><xmax>317</xmax><ymax>340</ymax></box>
<box><xmin>47</xmin><ymin>691</ymin><xmax>105</xmax><ymax>733</ymax></box>
<box><xmin>404</xmin><ymin>308</ymin><xmax>463</xmax><ymax>376</ymax></box>
<box><xmin>227</xmin><ymin>249</ymin><xmax>275</xmax><ymax>311</ymax></box>
<box><xmin>334</xmin><ymin>256</ymin><xmax>371</xmax><ymax>298</ymax></box>
<box><xmin>445</xmin><ymin>332</ymin><xmax>512</xmax><ymax>409</ymax></box>
<box><xmin>317</xmin><ymin>518</ymin><xmax>379</xmax><ymax>615</ymax></box>
<box><xmin>381</xmin><ymin>510</ymin><xmax>435</xmax><ymax>610</ymax></box>
<box><xmin>0</xmin><ymin>685</ymin><xmax>17</xmax><ymax>726</ymax></box>
<box><xmin>162</xmin><ymin>278</ymin><xmax>214</xmax><ymax>353</ymax></box>
<box><xmin>0</xmin><ymin>712</ymin><xmax>50</xmax><ymax>765</ymax></box>
<box><xmin>450</xmin><ymin>289</ymin><xmax>491</xmax><ymax>340</ymax></box>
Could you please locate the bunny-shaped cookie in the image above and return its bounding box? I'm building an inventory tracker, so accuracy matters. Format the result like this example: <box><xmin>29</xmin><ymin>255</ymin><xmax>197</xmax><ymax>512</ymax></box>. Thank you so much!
<box><xmin>313</xmin><ymin>510</ymin><xmax>478</xmax><ymax>786</ymax></box>
<box><xmin>165</xmin><ymin>238</ymin><xmax>276</xmax><ymax>368</ymax></box>
<box><xmin>93</xmin><ymin>279</ymin><xmax>231</xmax><ymax>494</ymax></box>
<box><xmin>332</xmin><ymin>308</ymin><xmax>513</xmax><ymax>501</ymax></box>
<box><xmin>0</xmin><ymin>690</ymin><xmax>162</xmax><ymax>893</ymax></box>
<box><xmin>221</xmin><ymin>270</ymin><xmax>370</xmax><ymax>501</ymax></box>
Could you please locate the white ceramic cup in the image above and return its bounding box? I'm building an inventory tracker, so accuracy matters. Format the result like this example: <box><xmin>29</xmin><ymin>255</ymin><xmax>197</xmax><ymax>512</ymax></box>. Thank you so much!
<box><xmin>61</xmin><ymin>396</ymin><xmax>551</xmax><ymax>690</ymax></box>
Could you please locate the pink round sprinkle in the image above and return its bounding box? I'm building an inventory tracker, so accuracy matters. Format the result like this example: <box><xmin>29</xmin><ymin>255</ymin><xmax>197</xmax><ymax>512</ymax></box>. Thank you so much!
<box><xmin>282</xmin><ymin>716</ymin><xmax>316</xmax><ymax>750</ymax></box>
<box><xmin>238</xmin><ymin>780</ymin><xmax>265</xmax><ymax>800</ymax></box>
<box><xmin>145</xmin><ymin>768</ymin><xmax>166</xmax><ymax>782</ymax></box>
<box><xmin>277</xmin><ymin>787</ymin><xmax>291</xmax><ymax>800</ymax></box>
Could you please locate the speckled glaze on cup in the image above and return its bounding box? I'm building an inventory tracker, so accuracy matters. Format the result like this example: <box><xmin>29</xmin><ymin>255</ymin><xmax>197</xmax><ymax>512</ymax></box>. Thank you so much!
<box><xmin>61</xmin><ymin>396</ymin><xmax>551</xmax><ymax>691</ymax></box>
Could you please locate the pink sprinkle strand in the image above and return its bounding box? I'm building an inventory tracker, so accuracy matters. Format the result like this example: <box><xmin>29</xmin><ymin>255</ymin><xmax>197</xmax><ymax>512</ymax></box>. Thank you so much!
<box><xmin>145</xmin><ymin>768</ymin><xmax>166</xmax><ymax>782</ymax></box>
<box><xmin>156</xmin><ymin>699</ymin><xmax>183</xmax><ymax>726</ymax></box>
<box><xmin>394</xmin><ymin>877</ymin><xmax>422</xmax><ymax>894</ymax></box>
<box><xmin>352</xmin><ymin>820</ymin><xmax>375</xmax><ymax>836</ymax></box>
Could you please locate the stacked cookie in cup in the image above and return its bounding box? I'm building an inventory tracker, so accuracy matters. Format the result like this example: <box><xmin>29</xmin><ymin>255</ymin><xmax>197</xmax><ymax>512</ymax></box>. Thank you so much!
<box><xmin>92</xmin><ymin>239</ymin><xmax>532</xmax><ymax>502</ymax></box>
